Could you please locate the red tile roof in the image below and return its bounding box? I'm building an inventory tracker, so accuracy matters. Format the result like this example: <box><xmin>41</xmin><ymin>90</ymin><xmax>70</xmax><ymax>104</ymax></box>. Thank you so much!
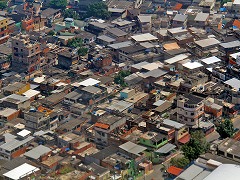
<box><xmin>173</xmin><ymin>3</ymin><xmax>183</xmax><ymax>11</ymax></box>
<box><xmin>178</xmin><ymin>134</ymin><xmax>190</xmax><ymax>144</ymax></box>
<box><xmin>95</xmin><ymin>122</ymin><xmax>109</xmax><ymax>130</ymax></box>
<box><xmin>167</xmin><ymin>166</ymin><xmax>183</xmax><ymax>176</ymax></box>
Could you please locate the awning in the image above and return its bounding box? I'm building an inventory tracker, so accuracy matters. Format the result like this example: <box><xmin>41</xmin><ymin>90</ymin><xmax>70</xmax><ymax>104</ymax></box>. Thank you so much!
<box><xmin>167</xmin><ymin>166</ymin><xmax>183</xmax><ymax>176</ymax></box>
<box><xmin>178</xmin><ymin>134</ymin><xmax>190</xmax><ymax>144</ymax></box>
<box><xmin>155</xmin><ymin>143</ymin><xmax>176</xmax><ymax>154</ymax></box>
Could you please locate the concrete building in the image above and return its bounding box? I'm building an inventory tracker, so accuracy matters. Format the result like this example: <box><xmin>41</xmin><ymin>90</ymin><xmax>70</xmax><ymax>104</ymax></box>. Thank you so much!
<box><xmin>0</xmin><ymin>130</ymin><xmax>34</xmax><ymax>160</ymax></box>
<box><xmin>11</xmin><ymin>34</ymin><xmax>41</xmax><ymax>73</ymax></box>
<box><xmin>24</xmin><ymin>111</ymin><xmax>51</xmax><ymax>132</ymax></box>
<box><xmin>176</xmin><ymin>94</ymin><xmax>205</xmax><ymax>127</ymax></box>
<box><xmin>94</xmin><ymin>114</ymin><xmax>127</xmax><ymax>146</ymax></box>
<box><xmin>0</xmin><ymin>16</ymin><xmax>10</xmax><ymax>44</ymax></box>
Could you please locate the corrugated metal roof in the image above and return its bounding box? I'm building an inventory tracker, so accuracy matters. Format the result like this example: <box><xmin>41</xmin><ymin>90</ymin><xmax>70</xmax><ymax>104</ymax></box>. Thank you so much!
<box><xmin>24</xmin><ymin>145</ymin><xmax>51</xmax><ymax>160</ymax></box>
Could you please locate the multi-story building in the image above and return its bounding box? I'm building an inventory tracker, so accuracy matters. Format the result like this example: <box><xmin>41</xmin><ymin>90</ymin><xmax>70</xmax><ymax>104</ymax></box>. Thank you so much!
<box><xmin>0</xmin><ymin>17</ymin><xmax>9</xmax><ymax>44</ymax></box>
<box><xmin>24</xmin><ymin>111</ymin><xmax>51</xmax><ymax>132</ymax></box>
<box><xmin>11</xmin><ymin>34</ymin><xmax>41</xmax><ymax>73</ymax></box>
<box><xmin>0</xmin><ymin>130</ymin><xmax>34</xmax><ymax>160</ymax></box>
<box><xmin>176</xmin><ymin>94</ymin><xmax>205</xmax><ymax>127</ymax></box>
<box><xmin>94</xmin><ymin>114</ymin><xmax>127</xmax><ymax>146</ymax></box>
<box><xmin>21</xmin><ymin>16</ymin><xmax>45</xmax><ymax>32</ymax></box>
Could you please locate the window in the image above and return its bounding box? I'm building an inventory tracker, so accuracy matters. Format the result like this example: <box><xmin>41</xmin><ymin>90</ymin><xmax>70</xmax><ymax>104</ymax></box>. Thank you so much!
<box><xmin>191</xmin><ymin>119</ymin><xmax>194</xmax><ymax>122</ymax></box>
<box><xmin>191</xmin><ymin>112</ymin><xmax>194</xmax><ymax>116</ymax></box>
<box><xmin>227</xmin><ymin>153</ymin><xmax>233</xmax><ymax>159</ymax></box>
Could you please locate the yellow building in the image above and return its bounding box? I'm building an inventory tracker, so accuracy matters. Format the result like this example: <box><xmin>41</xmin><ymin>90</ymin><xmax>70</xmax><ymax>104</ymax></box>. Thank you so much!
<box><xmin>2</xmin><ymin>82</ymin><xmax>31</xmax><ymax>96</ymax></box>
<box><xmin>0</xmin><ymin>16</ymin><xmax>9</xmax><ymax>44</ymax></box>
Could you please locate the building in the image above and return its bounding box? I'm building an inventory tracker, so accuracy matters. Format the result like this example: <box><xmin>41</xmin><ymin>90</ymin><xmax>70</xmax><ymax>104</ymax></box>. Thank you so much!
<box><xmin>176</xmin><ymin>94</ymin><xmax>205</xmax><ymax>127</ymax></box>
<box><xmin>94</xmin><ymin>114</ymin><xmax>127</xmax><ymax>146</ymax></box>
<box><xmin>58</xmin><ymin>48</ymin><xmax>80</xmax><ymax>69</ymax></box>
<box><xmin>2</xmin><ymin>82</ymin><xmax>30</xmax><ymax>96</ymax></box>
<box><xmin>199</xmin><ymin>0</ymin><xmax>215</xmax><ymax>12</ymax></box>
<box><xmin>1</xmin><ymin>94</ymin><xmax>31</xmax><ymax>109</ymax></box>
<box><xmin>139</xmin><ymin>131</ymin><xmax>168</xmax><ymax>150</ymax></box>
<box><xmin>232</xmin><ymin>0</ymin><xmax>240</xmax><ymax>13</ymax></box>
<box><xmin>193</xmin><ymin>13</ymin><xmax>209</xmax><ymax>27</ymax></box>
<box><xmin>0</xmin><ymin>16</ymin><xmax>10</xmax><ymax>44</ymax></box>
<box><xmin>11</xmin><ymin>34</ymin><xmax>41</xmax><ymax>73</ymax></box>
<box><xmin>172</xmin><ymin>14</ymin><xmax>188</xmax><ymax>28</ymax></box>
<box><xmin>3</xmin><ymin>163</ymin><xmax>40</xmax><ymax>180</ymax></box>
<box><xmin>162</xmin><ymin>119</ymin><xmax>190</xmax><ymax>145</ymax></box>
<box><xmin>0</xmin><ymin>130</ymin><xmax>34</xmax><ymax>160</ymax></box>
<box><xmin>218</xmin><ymin>40</ymin><xmax>240</xmax><ymax>57</ymax></box>
<box><xmin>21</xmin><ymin>16</ymin><xmax>45</xmax><ymax>32</ymax></box>
<box><xmin>194</xmin><ymin>38</ymin><xmax>220</xmax><ymax>57</ymax></box>
<box><xmin>137</xmin><ymin>15</ymin><xmax>152</xmax><ymax>33</ymax></box>
<box><xmin>24</xmin><ymin>111</ymin><xmax>51</xmax><ymax>132</ymax></box>
<box><xmin>218</xmin><ymin>138</ymin><xmax>240</xmax><ymax>162</ymax></box>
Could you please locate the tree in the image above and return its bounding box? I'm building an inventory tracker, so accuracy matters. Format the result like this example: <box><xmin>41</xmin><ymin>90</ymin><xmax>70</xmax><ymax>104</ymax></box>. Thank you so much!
<box><xmin>86</xmin><ymin>2</ymin><xmax>111</xmax><ymax>19</ymax></box>
<box><xmin>170</xmin><ymin>157</ymin><xmax>190</xmax><ymax>168</ymax></box>
<box><xmin>63</xmin><ymin>9</ymin><xmax>79</xmax><ymax>19</ymax></box>
<box><xmin>49</xmin><ymin>0</ymin><xmax>67</xmax><ymax>9</ymax></box>
<box><xmin>67</xmin><ymin>38</ymin><xmax>83</xmax><ymax>48</ymax></box>
<box><xmin>78</xmin><ymin>47</ymin><xmax>88</xmax><ymax>56</ymax></box>
<box><xmin>114</xmin><ymin>70</ymin><xmax>131</xmax><ymax>87</ymax></box>
<box><xmin>47</xmin><ymin>30</ymin><xmax>55</xmax><ymax>36</ymax></box>
<box><xmin>181</xmin><ymin>131</ymin><xmax>209</xmax><ymax>161</ymax></box>
<box><xmin>0</xmin><ymin>1</ymin><xmax>7</xmax><ymax>10</ymax></box>
<box><xmin>216</xmin><ymin>119</ymin><xmax>235</xmax><ymax>139</ymax></box>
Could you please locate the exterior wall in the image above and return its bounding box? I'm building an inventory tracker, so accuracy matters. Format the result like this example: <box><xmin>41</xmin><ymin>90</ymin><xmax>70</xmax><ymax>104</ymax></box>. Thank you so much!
<box><xmin>22</xmin><ymin>19</ymin><xmax>34</xmax><ymax>31</ymax></box>
<box><xmin>0</xmin><ymin>17</ymin><xmax>9</xmax><ymax>44</ymax></box>
<box><xmin>12</xmin><ymin>35</ymin><xmax>41</xmax><ymax>72</ymax></box>
<box><xmin>177</xmin><ymin>99</ymin><xmax>204</xmax><ymax>126</ymax></box>
<box><xmin>204</xmin><ymin>105</ymin><xmax>222</xmax><ymax>118</ymax></box>
<box><xmin>139</xmin><ymin>137</ymin><xmax>168</xmax><ymax>149</ymax></box>
<box><xmin>176</xmin><ymin>127</ymin><xmax>189</xmax><ymax>141</ymax></box>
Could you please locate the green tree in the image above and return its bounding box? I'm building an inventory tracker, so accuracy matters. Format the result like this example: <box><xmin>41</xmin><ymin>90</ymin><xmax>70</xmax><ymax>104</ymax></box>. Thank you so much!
<box><xmin>63</xmin><ymin>9</ymin><xmax>79</xmax><ymax>19</ymax></box>
<box><xmin>67</xmin><ymin>38</ymin><xmax>83</xmax><ymax>48</ymax></box>
<box><xmin>0</xmin><ymin>1</ymin><xmax>7</xmax><ymax>10</ymax></box>
<box><xmin>114</xmin><ymin>70</ymin><xmax>131</xmax><ymax>87</ymax></box>
<box><xmin>216</xmin><ymin>119</ymin><xmax>235</xmax><ymax>139</ymax></box>
<box><xmin>181</xmin><ymin>131</ymin><xmax>209</xmax><ymax>161</ymax></box>
<box><xmin>78</xmin><ymin>47</ymin><xmax>88</xmax><ymax>56</ymax></box>
<box><xmin>47</xmin><ymin>30</ymin><xmax>55</xmax><ymax>36</ymax></box>
<box><xmin>86</xmin><ymin>2</ymin><xmax>111</xmax><ymax>19</ymax></box>
<box><xmin>170</xmin><ymin>157</ymin><xmax>190</xmax><ymax>168</ymax></box>
<box><xmin>49</xmin><ymin>0</ymin><xmax>67</xmax><ymax>9</ymax></box>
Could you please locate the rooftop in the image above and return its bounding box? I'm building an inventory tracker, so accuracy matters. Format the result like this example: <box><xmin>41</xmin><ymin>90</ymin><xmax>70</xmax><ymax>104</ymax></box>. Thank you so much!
<box><xmin>201</xmin><ymin>56</ymin><xmax>221</xmax><ymax>65</ymax></box>
<box><xmin>164</xmin><ymin>54</ymin><xmax>189</xmax><ymax>64</ymax></box>
<box><xmin>108</xmin><ymin>41</ymin><xmax>133</xmax><ymax>49</ymax></box>
<box><xmin>107</xmin><ymin>100</ymin><xmax>133</xmax><ymax>112</ymax></box>
<box><xmin>0</xmin><ymin>136</ymin><xmax>34</xmax><ymax>151</ymax></box>
<box><xmin>138</xmin><ymin>15</ymin><xmax>151</xmax><ymax>23</ymax></box>
<box><xmin>224</xmin><ymin>78</ymin><xmax>240</xmax><ymax>91</ymax></box>
<box><xmin>3</xmin><ymin>163</ymin><xmax>39</xmax><ymax>180</ymax></box>
<box><xmin>183</xmin><ymin>61</ymin><xmax>203</xmax><ymax>69</ymax></box>
<box><xmin>195</xmin><ymin>38</ymin><xmax>220</xmax><ymax>48</ymax></box>
<box><xmin>24</xmin><ymin>145</ymin><xmax>51</xmax><ymax>160</ymax></box>
<box><xmin>79</xmin><ymin>78</ymin><xmax>100</xmax><ymax>87</ymax></box>
<box><xmin>194</xmin><ymin>13</ymin><xmax>209</xmax><ymax>21</ymax></box>
<box><xmin>162</xmin><ymin>119</ymin><xmax>185</xmax><ymax>129</ymax></box>
<box><xmin>173</xmin><ymin>14</ymin><xmax>188</xmax><ymax>22</ymax></box>
<box><xmin>204</xmin><ymin>164</ymin><xmax>240</xmax><ymax>180</ymax></box>
<box><xmin>119</xmin><ymin>141</ymin><xmax>147</xmax><ymax>156</ymax></box>
<box><xmin>131</xmin><ymin>33</ymin><xmax>158</xmax><ymax>42</ymax></box>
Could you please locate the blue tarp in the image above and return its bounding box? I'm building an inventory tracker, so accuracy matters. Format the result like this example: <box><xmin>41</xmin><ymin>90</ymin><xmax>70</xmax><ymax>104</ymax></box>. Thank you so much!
<box><xmin>220</xmin><ymin>7</ymin><xmax>227</xmax><ymax>12</ymax></box>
